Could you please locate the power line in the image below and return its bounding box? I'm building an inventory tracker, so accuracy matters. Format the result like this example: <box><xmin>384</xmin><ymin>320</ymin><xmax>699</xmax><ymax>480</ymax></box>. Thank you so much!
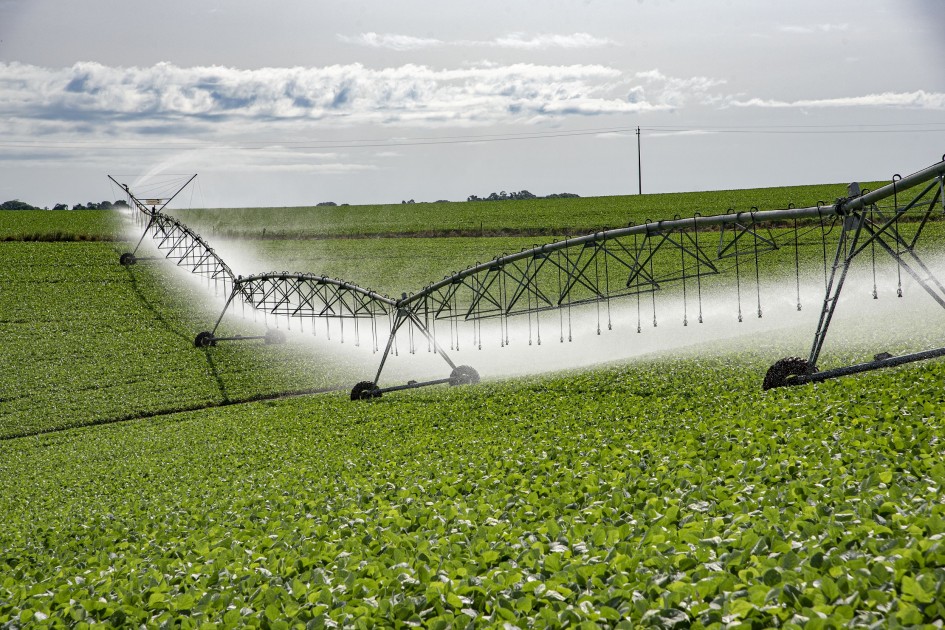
<box><xmin>643</xmin><ymin>127</ymin><xmax>945</xmax><ymax>135</ymax></box>
<box><xmin>0</xmin><ymin>124</ymin><xmax>639</xmax><ymax>149</ymax></box>
<box><xmin>1</xmin><ymin>122</ymin><xmax>943</xmax><ymax>152</ymax></box>
<box><xmin>644</xmin><ymin>121</ymin><xmax>945</xmax><ymax>130</ymax></box>
<box><xmin>0</xmin><ymin>127</ymin><xmax>638</xmax><ymax>151</ymax></box>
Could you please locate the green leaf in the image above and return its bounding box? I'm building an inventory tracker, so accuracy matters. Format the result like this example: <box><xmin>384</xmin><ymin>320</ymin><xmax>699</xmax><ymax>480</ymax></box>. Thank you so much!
<box><xmin>896</xmin><ymin>601</ymin><xmax>924</xmax><ymax>626</ymax></box>
<box><xmin>762</xmin><ymin>568</ymin><xmax>781</xmax><ymax>586</ymax></box>
<box><xmin>820</xmin><ymin>576</ymin><xmax>839</xmax><ymax>602</ymax></box>
<box><xmin>901</xmin><ymin>575</ymin><xmax>934</xmax><ymax>604</ymax></box>
<box><xmin>174</xmin><ymin>594</ymin><xmax>195</xmax><ymax>611</ymax></box>
<box><xmin>265</xmin><ymin>603</ymin><xmax>281</xmax><ymax>621</ymax></box>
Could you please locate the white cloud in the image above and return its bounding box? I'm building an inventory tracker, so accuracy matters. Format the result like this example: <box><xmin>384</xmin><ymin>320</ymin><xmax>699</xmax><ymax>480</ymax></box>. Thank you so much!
<box><xmin>338</xmin><ymin>31</ymin><xmax>617</xmax><ymax>51</ymax></box>
<box><xmin>0</xmin><ymin>144</ymin><xmax>376</xmax><ymax>177</ymax></box>
<box><xmin>729</xmin><ymin>90</ymin><xmax>945</xmax><ymax>110</ymax></box>
<box><xmin>778</xmin><ymin>23</ymin><xmax>849</xmax><ymax>35</ymax></box>
<box><xmin>337</xmin><ymin>32</ymin><xmax>443</xmax><ymax>51</ymax></box>
<box><xmin>0</xmin><ymin>60</ymin><xmax>691</xmax><ymax>136</ymax></box>
<box><xmin>594</xmin><ymin>127</ymin><xmax>718</xmax><ymax>139</ymax></box>
<box><xmin>11</xmin><ymin>59</ymin><xmax>936</xmax><ymax>148</ymax></box>
<box><xmin>486</xmin><ymin>32</ymin><xmax>617</xmax><ymax>49</ymax></box>
<box><xmin>633</xmin><ymin>69</ymin><xmax>727</xmax><ymax>108</ymax></box>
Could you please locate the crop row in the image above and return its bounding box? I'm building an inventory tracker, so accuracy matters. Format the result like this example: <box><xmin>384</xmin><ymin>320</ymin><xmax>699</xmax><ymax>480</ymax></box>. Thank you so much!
<box><xmin>2</xmin><ymin>179</ymin><xmax>945</xmax><ymax>626</ymax></box>
<box><xmin>171</xmin><ymin>180</ymin><xmax>887</xmax><ymax>239</ymax></box>
<box><xmin>1</xmin><ymin>348</ymin><xmax>943</xmax><ymax>626</ymax></box>
<box><xmin>0</xmin><ymin>242</ymin><xmax>365</xmax><ymax>438</ymax></box>
<box><xmin>6</xmin><ymin>208</ymin><xmax>944</xmax><ymax>438</ymax></box>
<box><xmin>0</xmin><ymin>209</ymin><xmax>120</xmax><ymax>241</ymax></box>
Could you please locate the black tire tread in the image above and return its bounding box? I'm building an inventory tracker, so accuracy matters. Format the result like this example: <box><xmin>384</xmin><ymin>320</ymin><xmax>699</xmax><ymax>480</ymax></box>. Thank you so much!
<box><xmin>762</xmin><ymin>356</ymin><xmax>815</xmax><ymax>391</ymax></box>
<box><xmin>351</xmin><ymin>381</ymin><xmax>381</xmax><ymax>401</ymax></box>
<box><xmin>449</xmin><ymin>365</ymin><xmax>480</xmax><ymax>387</ymax></box>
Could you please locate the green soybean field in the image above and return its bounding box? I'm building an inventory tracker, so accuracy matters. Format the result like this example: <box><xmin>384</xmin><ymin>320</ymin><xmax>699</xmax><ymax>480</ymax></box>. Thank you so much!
<box><xmin>1</xmin><ymin>183</ymin><xmax>944</xmax><ymax>628</ymax></box>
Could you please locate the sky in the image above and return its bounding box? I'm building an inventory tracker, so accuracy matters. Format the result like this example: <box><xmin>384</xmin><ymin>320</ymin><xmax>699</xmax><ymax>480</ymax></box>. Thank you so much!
<box><xmin>1</xmin><ymin>0</ymin><xmax>944</xmax><ymax>209</ymax></box>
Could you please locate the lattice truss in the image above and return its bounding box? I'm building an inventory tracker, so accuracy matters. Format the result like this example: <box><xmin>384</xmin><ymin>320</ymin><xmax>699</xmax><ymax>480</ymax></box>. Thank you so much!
<box><xmin>113</xmin><ymin>174</ymin><xmax>233</xmax><ymax>292</ymax></box>
<box><xmin>202</xmin><ymin>273</ymin><xmax>396</xmax><ymax>347</ymax></box>
<box><xmin>411</xmin><ymin>224</ymin><xmax>772</xmax><ymax>323</ymax></box>
<box><xmin>113</xmin><ymin>159</ymin><xmax>945</xmax><ymax>391</ymax></box>
<box><xmin>408</xmin><ymin>173</ymin><xmax>944</xmax><ymax>332</ymax></box>
<box><xmin>233</xmin><ymin>273</ymin><xmax>393</xmax><ymax>319</ymax></box>
<box><xmin>141</xmin><ymin>214</ymin><xmax>233</xmax><ymax>290</ymax></box>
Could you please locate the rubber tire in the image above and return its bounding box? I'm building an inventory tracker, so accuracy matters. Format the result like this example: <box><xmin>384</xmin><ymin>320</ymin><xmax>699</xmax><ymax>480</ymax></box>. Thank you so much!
<box><xmin>265</xmin><ymin>329</ymin><xmax>287</xmax><ymax>345</ymax></box>
<box><xmin>194</xmin><ymin>331</ymin><xmax>216</xmax><ymax>348</ymax></box>
<box><xmin>762</xmin><ymin>356</ymin><xmax>815</xmax><ymax>391</ymax></box>
<box><xmin>449</xmin><ymin>365</ymin><xmax>480</xmax><ymax>387</ymax></box>
<box><xmin>351</xmin><ymin>381</ymin><xmax>381</xmax><ymax>401</ymax></box>
<box><xmin>119</xmin><ymin>252</ymin><xmax>137</xmax><ymax>266</ymax></box>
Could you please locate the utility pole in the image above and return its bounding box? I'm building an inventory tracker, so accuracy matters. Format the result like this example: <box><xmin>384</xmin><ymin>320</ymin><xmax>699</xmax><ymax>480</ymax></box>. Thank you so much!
<box><xmin>636</xmin><ymin>126</ymin><xmax>642</xmax><ymax>195</ymax></box>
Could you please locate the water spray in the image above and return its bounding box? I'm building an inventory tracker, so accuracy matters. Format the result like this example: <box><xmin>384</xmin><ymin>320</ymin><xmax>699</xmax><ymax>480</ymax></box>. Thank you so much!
<box><xmin>111</xmin><ymin>154</ymin><xmax>945</xmax><ymax>400</ymax></box>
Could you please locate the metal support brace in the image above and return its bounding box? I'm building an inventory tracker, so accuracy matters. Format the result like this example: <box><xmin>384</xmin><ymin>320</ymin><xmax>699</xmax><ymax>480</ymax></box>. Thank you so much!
<box><xmin>808</xmin><ymin>212</ymin><xmax>865</xmax><ymax>367</ymax></box>
<box><xmin>808</xmin><ymin>179</ymin><xmax>945</xmax><ymax>370</ymax></box>
<box><xmin>798</xmin><ymin>345</ymin><xmax>945</xmax><ymax>385</ymax></box>
<box><xmin>211</xmin><ymin>290</ymin><xmax>240</xmax><ymax>336</ymax></box>
<box><xmin>131</xmin><ymin>213</ymin><xmax>157</xmax><ymax>255</ymax></box>
<box><xmin>372</xmin><ymin>307</ymin><xmax>457</xmax><ymax>386</ymax></box>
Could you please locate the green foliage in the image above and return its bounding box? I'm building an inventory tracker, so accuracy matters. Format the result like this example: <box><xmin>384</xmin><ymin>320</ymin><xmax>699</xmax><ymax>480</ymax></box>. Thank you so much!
<box><xmin>1</xmin><ymin>200</ymin><xmax>40</xmax><ymax>211</ymax></box>
<box><xmin>466</xmin><ymin>189</ymin><xmax>548</xmax><ymax>201</ymax></box>
<box><xmin>0</xmin><ymin>242</ymin><xmax>360</xmax><ymax>438</ymax></box>
<box><xmin>0</xmin><ymin>200</ymin><xmax>128</xmax><ymax>211</ymax></box>
<box><xmin>173</xmin><ymin>181</ymin><xmax>885</xmax><ymax>239</ymax></box>
<box><xmin>0</xmin><ymin>209</ymin><xmax>120</xmax><ymax>241</ymax></box>
<box><xmin>2</xmin><ymin>177</ymin><xmax>944</xmax><ymax>626</ymax></box>
<box><xmin>1</xmin><ymin>355</ymin><xmax>944</xmax><ymax>626</ymax></box>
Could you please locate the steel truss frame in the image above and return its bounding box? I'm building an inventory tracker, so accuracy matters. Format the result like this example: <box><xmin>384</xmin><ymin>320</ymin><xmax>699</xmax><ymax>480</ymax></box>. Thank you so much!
<box><xmin>112</xmin><ymin>174</ymin><xmax>235</xmax><ymax>294</ymax></box>
<box><xmin>144</xmin><ymin>213</ymin><xmax>235</xmax><ymax>291</ymax></box>
<box><xmin>793</xmin><ymin>166</ymin><xmax>945</xmax><ymax>386</ymax></box>
<box><xmin>110</xmin><ymin>174</ymin><xmax>195</xmax><ymax>239</ymax></box>
<box><xmin>199</xmin><ymin>273</ymin><xmax>395</xmax><ymax>346</ymax></box>
<box><xmin>374</xmin><ymin>157</ymin><xmax>945</xmax><ymax>394</ymax></box>
<box><xmin>115</xmin><ymin>157</ymin><xmax>945</xmax><ymax>397</ymax></box>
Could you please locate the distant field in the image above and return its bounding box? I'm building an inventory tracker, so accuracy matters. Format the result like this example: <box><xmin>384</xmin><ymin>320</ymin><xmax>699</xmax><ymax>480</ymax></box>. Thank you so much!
<box><xmin>3</xmin><ymin>175</ymin><xmax>945</xmax><ymax>626</ymax></box>
<box><xmin>0</xmin><ymin>209</ymin><xmax>119</xmax><ymax>241</ymax></box>
<box><xmin>0</xmin><ymin>180</ymin><xmax>892</xmax><ymax>243</ymax></box>
<box><xmin>172</xmin><ymin>181</ymin><xmax>886</xmax><ymax>239</ymax></box>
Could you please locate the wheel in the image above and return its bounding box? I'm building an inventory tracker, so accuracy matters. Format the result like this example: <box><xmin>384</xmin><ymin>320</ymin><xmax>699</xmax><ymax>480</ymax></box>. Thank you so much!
<box><xmin>351</xmin><ymin>381</ymin><xmax>381</xmax><ymax>401</ymax></box>
<box><xmin>119</xmin><ymin>252</ymin><xmax>136</xmax><ymax>266</ymax></box>
<box><xmin>762</xmin><ymin>357</ymin><xmax>815</xmax><ymax>391</ymax></box>
<box><xmin>265</xmin><ymin>329</ymin><xmax>287</xmax><ymax>345</ymax></box>
<box><xmin>449</xmin><ymin>365</ymin><xmax>480</xmax><ymax>387</ymax></box>
<box><xmin>194</xmin><ymin>331</ymin><xmax>216</xmax><ymax>348</ymax></box>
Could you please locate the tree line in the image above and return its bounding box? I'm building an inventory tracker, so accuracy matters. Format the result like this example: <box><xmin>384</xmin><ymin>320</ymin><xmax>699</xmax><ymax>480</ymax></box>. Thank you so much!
<box><xmin>466</xmin><ymin>190</ymin><xmax>579</xmax><ymax>202</ymax></box>
<box><xmin>1</xmin><ymin>199</ymin><xmax>130</xmax><ymax>211</ymax></box>
<box><xmin>5</xmin><ymin>192</ymin><xmax>582</xmax><ymax>210</ymax></box>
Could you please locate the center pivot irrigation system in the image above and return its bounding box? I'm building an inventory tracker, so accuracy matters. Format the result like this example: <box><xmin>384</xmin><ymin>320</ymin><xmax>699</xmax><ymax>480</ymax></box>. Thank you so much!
<box><xmin>111</xmin><ymin>155</ymin><xmax>945</xmax><ymax>400</ymax></box>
